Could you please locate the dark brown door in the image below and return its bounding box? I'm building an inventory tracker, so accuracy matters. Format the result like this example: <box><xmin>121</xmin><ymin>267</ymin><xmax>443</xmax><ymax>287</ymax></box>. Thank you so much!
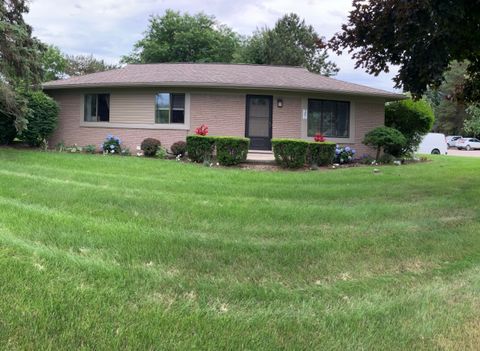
<box><xmin>245</xmin><ymin>95</ymin><xmax>273</xmax><ymax>150</ymax></box>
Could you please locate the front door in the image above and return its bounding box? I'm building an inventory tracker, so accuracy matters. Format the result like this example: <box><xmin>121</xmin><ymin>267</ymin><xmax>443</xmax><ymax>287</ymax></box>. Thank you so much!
<box><xmin>245</xmin><ymin>95</ymin><xmax>273</xmax><ymax>150</ymax></box>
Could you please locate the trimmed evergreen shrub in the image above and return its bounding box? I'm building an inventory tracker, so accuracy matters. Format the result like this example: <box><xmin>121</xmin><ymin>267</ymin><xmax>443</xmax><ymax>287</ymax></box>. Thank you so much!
<box><xmin>215</xmin><ymin>137</ymin><xmax>250</xmax><ymax>166</ymax></box>
<box><xmin>363</xmin><ymin>126</ymin><xmax>406</xmax><ymax>160</ymax></box>
<box><xmin>21</xmin><ymin>91</ymin><xmax>59</xmax><ymax>147</ymax></box>
<box><xmin>186</xmin><ymin>135</ymin><xmax>216</xmax><ymax>163</ymax></box>
<box><xmin>170</xmin><ymin>141</ymin><xmax>187</xmax><ymax>156</ymax></box>
<box><xmin>0</xmin><ymin>114</ymin><xmax>17</xmax><ymax>145</ymax></box>
<box><xmin>272</xmin><ymin>139</ymin><xmax>309</xmax><ymax>168</ymax></box>
<box><xmin>141</xmin><ymin>138</ymin><xmax>161</xmax><ymax>157</ymax></box>
<box><xmin>307</xmin><ymin>142</ymin><xmax>336</xmax><ymax>166</ymax></box>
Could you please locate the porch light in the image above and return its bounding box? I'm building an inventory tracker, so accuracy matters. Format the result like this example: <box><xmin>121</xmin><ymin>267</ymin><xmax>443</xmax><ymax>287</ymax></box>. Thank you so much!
<box><xmin>277</xmin><ymin>98</ymin><xmax>283</xmax><ymax>108</ymax></box>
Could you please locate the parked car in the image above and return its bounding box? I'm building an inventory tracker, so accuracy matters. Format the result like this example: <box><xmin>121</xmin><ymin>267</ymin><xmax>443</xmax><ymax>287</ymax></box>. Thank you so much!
<box><xmin>456</xmin><ymin>137</ymin><xmax>480</xmax><ymax>150</ymax></box>
<box><xmin>446</xmin><ymin>135</ymin><xmax>462</xmax><ymax>148</ymax></box>
<box><xmin>417</xmin><ymin>133</ymin><xmax>448</xmax><ymax>155</ymax></box>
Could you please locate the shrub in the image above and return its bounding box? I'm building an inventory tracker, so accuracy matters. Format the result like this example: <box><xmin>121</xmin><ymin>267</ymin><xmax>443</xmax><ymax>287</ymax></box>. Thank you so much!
<box><xmin>385</xmin><ymin>98</ymin><xmax>434</xmax><ymax>155</ymax></box>
<box><xmin>186</xmin><ymin>135</ymin><xmax>216</xmax><ymax>162</ymax></box>
<box><xmin>170</xmin><ymin>141</ymin><xmax>187</xmax><ymax>156</ymax></box>
<box><xmin>272</xmin><ymin>139</ymin><xmax>309</xmax><ymax>168</ymax></box>
<box><xmin>155</xmin><ymin>147</ymin><xmax>168</xmax><ymax>159</ymax></box>
<box><xmin>363</xmin><ymin>126</ymin><xmax>407</xmax><ymax>160</ymax></box>
<box><xmin>0</xmin><ymin>114</ymin><xmax>17</xmax><ymax>145</ymax></box>
<box><xmin>195</xmin><ymin>124</ymin><xmax>208</xmax><ymax>136</ymax></box>
<box><xmin>102</xmin><ymin>135</ymin><xmax>122</xmax><ymax>155</ymax></box>
<box><xmin>307</xmin><ymin>142</ymin><xmax>336</xmax><ymax>166</ymax></box>
<box><xmin>335</xmin><ymin>145</ymin><xmax>357</xmax><ymax>164</ymax></box>
<box><xmin>21</xmin><ymin>91</ymin><xmax>59</xmax><ymax>147</ymax></box>
<box><xmin>215</xmin><ymin>137</ymin><xmax>250</xmax><ymax>166</ymax></box>
<box><xmin>141</xmin><ymin>137</ymin><xmax>161</xmax><ymax>157</ymax></box>
<box><xmin>84</xmin><ymin>145</ymin><xmax>97</xmax><ymax>154</ymax></box>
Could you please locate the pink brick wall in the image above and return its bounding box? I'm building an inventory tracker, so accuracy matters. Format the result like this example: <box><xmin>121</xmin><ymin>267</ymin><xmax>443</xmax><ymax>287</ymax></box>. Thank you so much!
<box><xmin>272</xmin><ymin>95</ymin><xmax>302</xmax><ymax>138</ymax></box>
<box><xmin>48</xmin><ymin>90</ymin><xmax>384</xmax><ymax>157</ymax></box>
<box><xmin>190</xmin><ymin>93</ymin><xmax>245</xmax><ymax>137</ymax></box>
<box><xmin>352</xmin><ymin>101</ymin><xmax>385</xmax><ymax>156</ymax></box>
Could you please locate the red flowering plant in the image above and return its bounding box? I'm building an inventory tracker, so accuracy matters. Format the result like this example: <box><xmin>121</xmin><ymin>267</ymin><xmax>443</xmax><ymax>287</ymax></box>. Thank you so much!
<box><xmin>314</xmin><ymin>132</ymin><xmax>326</xmax><ymax>142</ymax></box>
<box><xmin>195</xmin><ymin>124</ymin><xmax>209</xmax><ymax>136</ymax></box>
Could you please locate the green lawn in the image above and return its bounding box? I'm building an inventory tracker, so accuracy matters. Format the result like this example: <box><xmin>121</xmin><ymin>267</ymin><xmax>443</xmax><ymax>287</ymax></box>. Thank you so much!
<box><xmin>0</xmin><ymin>148</ymin><xmax>479</xmax><ymax>350</ymax></box>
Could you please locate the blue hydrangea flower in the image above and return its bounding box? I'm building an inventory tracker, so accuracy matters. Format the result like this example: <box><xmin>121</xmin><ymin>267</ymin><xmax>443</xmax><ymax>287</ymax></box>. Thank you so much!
<box><xmin>352</xmin><ymin>149</ymin><xmax>357</xmax><ymax>154</ymax></box>
<box><xmin>345</xmin><ymin>146</ymin><xmax>351</xmax><ymax>152</ymax></box>
<box><xmin>107</xmin><ymin>134</ymin><xmax>113</xmax><ymax>139</ymax></box>
<box><xmin>335</xmin><ymin>149</ymin><xmax>341</xmax><ymax>155</ymax></box>
<box><xmin>110</xmin><ymin>144</ymin><xmax>115</xmax><ymax>149</ymax></box>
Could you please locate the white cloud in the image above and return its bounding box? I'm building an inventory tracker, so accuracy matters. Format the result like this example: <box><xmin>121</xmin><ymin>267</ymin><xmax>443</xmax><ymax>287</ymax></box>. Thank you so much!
<box><xmin>25</xmin><ymin>0</ymin><xmax>399</xmax><ymax>91</ymax></box>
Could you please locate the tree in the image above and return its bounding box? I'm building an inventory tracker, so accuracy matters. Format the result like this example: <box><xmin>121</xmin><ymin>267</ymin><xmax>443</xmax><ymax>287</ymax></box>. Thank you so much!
<box><xmin>385</xmin><ymin>98</ymin><xmax>435</xmax><ymax>155</ymax></box>
<box><xmin>363</xmin><ymin>126</ymin><xmax>406</xmax><ymax>160</ymax></box>
<box><xmin>122</xmin><ymin>10</ymin><xmax>239</xmax><ymax>64</ymax></box>
<box><xmin>427</xmin><ymin>61</ymin><xmax>469</xmax><ymax>135</ymax></box>
<box><xmin>64</xmin><ymin>54</ymin><xmax>118</xmax><ymax>76</ymax></box>
<box><xmin>41</xmin><ymin>45</ymin><xmax>68</xmax><ymax>81</ymax></box>
<box><xmin>330</xmin><ymin>0</ymin><xmax>480</xmax><ymax>101</ymax></box>
<box><xmin>41</xmin><ymin>46</ymin><xmax>117</xmax><ymax>81</ymax></box>
<box><xmin>0</xmin><ymin>0</ymin><xmax>45</xmax><ymax>132</ymax></box>
<box><xmin>240</xmin><ymin>14</ymin><xmax>338</xmax><ymax>76</ymax></box>
<box><xmin>463</xmin><ymin>105</ymin><xmax>480</xmax><ymax>138</ymax></box>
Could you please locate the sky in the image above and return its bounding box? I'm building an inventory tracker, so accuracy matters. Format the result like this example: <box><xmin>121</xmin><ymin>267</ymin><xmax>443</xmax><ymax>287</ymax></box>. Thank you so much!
<box><xmin>25</xmin><ymin>0</ymin><xmax>399</xmax><ymax>92</ymax></box>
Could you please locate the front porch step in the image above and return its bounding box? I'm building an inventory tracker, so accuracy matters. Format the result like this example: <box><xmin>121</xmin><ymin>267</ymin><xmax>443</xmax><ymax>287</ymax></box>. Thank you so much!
<box><xmin>246</xmin><ymin>151</ymin><xmax>275</xmax><ymax>164</ymax></box>
<box><xmin>248</xmin><ymin>149</ymin><xmax>273</xmax><ymax>154</ymax></box>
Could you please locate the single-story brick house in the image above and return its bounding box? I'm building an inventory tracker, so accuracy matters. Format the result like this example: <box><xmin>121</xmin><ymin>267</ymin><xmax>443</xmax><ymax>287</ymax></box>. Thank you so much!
<box><xmin>43</xmin><ymin>63</ymin><xmax>404</xmax><ymax>155</ymax></box>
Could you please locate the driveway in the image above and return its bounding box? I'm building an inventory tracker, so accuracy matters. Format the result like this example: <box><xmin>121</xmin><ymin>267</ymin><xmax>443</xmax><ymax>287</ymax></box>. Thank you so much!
<box><xmin>448</xmin><ymin>149</ymin><xmax>480</xmax><ymax>157</ymax></box>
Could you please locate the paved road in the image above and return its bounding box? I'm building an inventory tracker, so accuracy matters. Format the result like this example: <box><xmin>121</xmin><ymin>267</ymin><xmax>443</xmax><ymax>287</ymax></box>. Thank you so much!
<box><xmin>447</xmin><ymin>149</ymin><xmax>480</xmax><ymax>157</ymax></box>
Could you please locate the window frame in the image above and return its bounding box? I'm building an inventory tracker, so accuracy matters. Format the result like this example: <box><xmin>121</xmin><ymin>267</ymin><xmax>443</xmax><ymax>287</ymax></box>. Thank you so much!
<box><xmin>307</xmin><ymin>98</ymin><xmax>351</xmax><ymax>138</ymax></box>
<box><xmin>83</xmin><ymin>93</ymin><xmax>110</xmax><ymax>122</ymax></box>
<box><xmin>155</xmin><ymin>92</ymin><xmax>186</xmax><ymax>124</ymax></box>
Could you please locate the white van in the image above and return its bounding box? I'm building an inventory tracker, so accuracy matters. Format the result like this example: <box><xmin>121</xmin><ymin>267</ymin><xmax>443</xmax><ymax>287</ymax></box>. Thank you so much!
<box><xmin>416</xmin><ymin>133</ymin><xmax>448</xmax><ymax>155</ymax></box>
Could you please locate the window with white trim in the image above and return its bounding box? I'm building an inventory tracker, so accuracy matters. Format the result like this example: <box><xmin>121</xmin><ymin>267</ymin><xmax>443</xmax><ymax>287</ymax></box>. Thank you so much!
<box><xmin>307</xmin><ymin>99</ymin><xmax>350</xmax><ymax>138</ymax></box>
<box><xmin>155</xmin><ymin>93</ymin><xmax>185</xmax><ymax>124</ymax></box>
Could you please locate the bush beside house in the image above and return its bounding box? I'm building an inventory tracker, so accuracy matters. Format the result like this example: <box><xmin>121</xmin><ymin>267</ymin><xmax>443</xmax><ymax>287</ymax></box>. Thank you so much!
<box><xmin>141</xmin><ymin>138</ymin><xmax>161</xmax><ymax>157</ymax></box>
<box><xmin>363</xmin><ymin>126</ymin><xmax>407</xmax><ymax>160</ymax></box>
<box><xmin>272</xmin><ymin>139</ymin><xmax>338</xmax><ymax>169</ymax></box>
<box><xmin>21</xmin><ymin>91</ymin><xmax>59</xmax><ymax>147</ymax></box>
<box><xmin>215</xmin><ymin>137</ymin><xmax>249</xmax><ymax>166</ymax></box>
<box><xmin>385</xmin><ymin>98</ymin><xmax>434</xmax><ymax>155</ymax></box>
<box><xmin>307</xmin><ymin>142</ymin><xmax>336</xmax><ymax>166</ymax></box>
<box><xmin>170</xmin><ymin>141</ymin><xmax>187</xmax><ymax>156</ymax></box>
<box><xmin>186</xmin><ymin>135</ymin><xmax>249</xmax><ymax>165</ymax></box>
<box><xmin>272</xmin><ymin>139</ymin><xmax>309</xmax><ymax>168</ymax></box>
<box><xmin>186</xmin><ymin>135</ymin><xmax>216</xmax><ymax>163</ymax></box>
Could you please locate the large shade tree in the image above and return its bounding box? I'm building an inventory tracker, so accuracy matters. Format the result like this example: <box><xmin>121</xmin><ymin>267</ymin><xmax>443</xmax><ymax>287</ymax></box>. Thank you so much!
<box><xmin>122</xmin><ymin>10</ymin><xmax>239</xmax><ymax>64</ymax></box>
<box><xmin>330</xmin><ymin>0</ymin><xmax>480</xmax><ymax>101</ymax></box>
<box><xmin>240</xmin><ymin>14</ymin><xmax>338</xmax><ymax>76</ymax></box>
<box><xmin>0</xmin><ymin>0</ymin><xmax>45</xmax><ymax>132</ymax></box>
<box><xmin>426</xmin><ymin>61</ymin><xmax>470</xmax><ymax>135</ymax></box>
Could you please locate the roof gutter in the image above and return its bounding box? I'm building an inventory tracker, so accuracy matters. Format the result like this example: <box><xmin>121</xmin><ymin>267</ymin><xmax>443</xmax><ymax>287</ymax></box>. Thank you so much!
<box><xmin>42</xmin><ymin>81</ymin><xmax>406</xmax><ymax>101</ymax></box>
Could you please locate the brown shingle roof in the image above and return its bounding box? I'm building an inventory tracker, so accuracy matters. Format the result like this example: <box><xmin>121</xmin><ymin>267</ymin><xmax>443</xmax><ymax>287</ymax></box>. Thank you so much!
<box><xmin>43</xmin><ymin>63</ymin><xmax>404</xmax><ymax>100</ymax></box>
